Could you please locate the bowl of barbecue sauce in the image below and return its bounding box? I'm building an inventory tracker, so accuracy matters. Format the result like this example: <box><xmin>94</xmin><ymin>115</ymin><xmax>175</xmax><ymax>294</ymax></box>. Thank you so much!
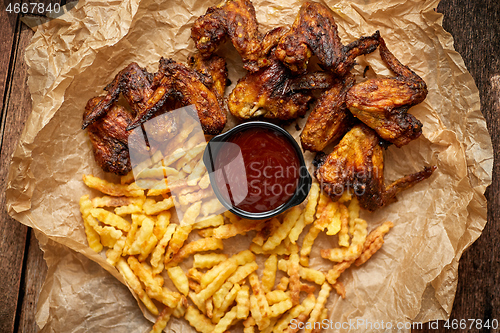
<box><xmin>203</xmin><ymin>121</ymin><xmax>311</xmax><ymax>220</ymax></box>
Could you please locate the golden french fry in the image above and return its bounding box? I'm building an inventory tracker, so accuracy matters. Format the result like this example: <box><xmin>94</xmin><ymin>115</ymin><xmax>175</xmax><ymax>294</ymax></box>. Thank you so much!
<box><xmin>198</xmin><ymin>172</ymin><xmax>211</xmax><ymax>189</ymax></box>
<box><xmin>180</xmin><ymin>201</ymin><xmax>202</xmax><ymax>225</ymax></box>
<box><xmin>355</xmin><ymin>221</ymin><xmax>394</xmax><ymax>266</ymax></box>
<box><xmin>193</xmin><ymin>253</ymin><xmax>228</xmax><ymax>269</ymax></box>
<box><xmin>288</xmin><ymin>252</ymin><xmax>301</xmax><ymax>305</ymax></box>
<box><xmin>175</xmin><ymin>143</ymin><xmax>206</xmax><ymax>170</ymax></box>
<box><xmin>236</xmin><ymin>285</ymin><xmax>250</xmax><ymax>319</ymax></box>
<box><xmin>213</xmin><ymin>306</ymin><xmax>238</xmax><ymax>333</ymax></box>
<box><xmin>305</xmin><ymin>182</ymin><xmax>320</xmax><ymax>225</ymax></box>
<box><xmin>252</xmin><ymin>218</ymin><xmax>280</xmax><ymax>246</ymax></box>
<box><xmin>288</xmin><ymin>212</ymin><xmax>306</xmax><ymax>244</ymax></box>
<box><xmin>269</xmin><ymin>299</ymin><xmax>293</xmax><ymax>317</ymax></box>
<box><xmin>321</xmin><ymin>218</ymin><xmax>367</xmax><ymax>262</ymax></box>
<box><xmin>250</xmin><ymin>243</ymin><xmax>291</xmax><ymax>256</ymax></box>
<box><xmin>187</xmin><ymin>159</ymin><xmax>206</xmax><ymax>186</ymax></box>
<box><xmin>123</xmin><ymin>214</ymin><xmax>141</xmax><ymax>255</ymax></box>
<box><xmin>143</xmin><ymin>197</ymin><xmax>175</xmax><ymax>215</ymax></box>
<box><xmin>299</xmin><ymin>226</ymin><xmax>321</xmax><ymax>267</ymax></box>
<box><xmin>200</xmin><ymin>199</ymin><xmax>224</xmax><ymax>217</ymax></box>
<box><xmin>338</xmin><ymin>203</ymin><xmax>350</xmax><ymax>247</ymax></box>
<box><xmin>167</xmin><ymin>238</ymin><xmax>224</xmax><ymax>268</ymax></box>
<box><xmin>213</xmin><ymin>281</ymin><xmax>233</xmax><ymax>309</ymax></box>
<box><xmin>326</xmin><ymin>203</ymin><xmax>342</xmax><ymax>236</ymax></box>
<box><xmin>185</xmin><ymin>306</ymin><xmax>215</xmax><ymax>333</ymax></box>
<box><xmin>164</xmin><ymin>224</ymin><xmax>193</xmax><ymax>265</ymax></box>
<box><xmin>313</xmin><ymin>201</ymin><xmax>335</xmax><ymax>232</ymax></box>
<box><xmin>326</xmin><ymin>260</ymin><xmax>353</xmax><ymax>285</ymax></box>
<box><xmin>192</xmin><ymin>214</ymin><xmax>224</xmax><ymax>229</ymax></box>
<box><xmin>206</xmin><ymin>297</ymin><xmax>214</xmax><ymax>319</ymax></box>
<box><xmin>187</xmin><ymin>268</ymin><xmax>204</xmax><ymax>283</ymax></box>
<box><xmin>116</xmin><ymin>258</ymin><xmax>158</xmax><ymax>315</ymax></box>
<box><xmin>90</xmin><ymin>208</ymin><xmax>131</xmax><ymax>232</ymax></box>
<box><xmin>212</xmin><ymin>284</ymin><xmax>241</xmax><ymax>323</ymax></box>
<box><xmin>115</xmin><ymin>204</ymin><xmax>142</xmax><ymax>216</ymax></box>
<box><xmin>332</xmin><ymin>281</ymin><xmax>346</xmax><ymax>299</ymax></box>
<box><xmin>262</xmin><ymin>206</ymin><xmax>302</xmax><ymax>251</ymax></box>
<box><xmin>150</xmin><ymin>224</ymin><xmax>176</xmax><ymax>274</ymax></box>
<box><xmin>79</xmin><ymin>195</ymin><xmax>103</xmax><ymax>253</ymax></box>
<box><xmin>106</xmin><ymin>237</ymin><xmax>126</xmax><ymax>266</ymax></box>
<box><xmin>179</xmin><ymin>188</ymin><xmax>213</xmax><ymax>206</ymax></box>
<box><xmin>278</xmin><ymin>259</ymin><xmax>325</xmax><ymax>285</ymax></box>
<box><xmin>138</xmin><ymin>234</ymin><xmax>158</xmax><ymax>262</ymax></box>
<box><xmin>167</xmin><ymin>266</ymin><xmax>190</xmax><ymax>296</ymax></box>
<box><xmin>266</xmin><ymin>290</ymin><xmax>290</xmax><ymax>305</ymax></box>
<box><xmin>243</xmin><ymin>317</ymin><xmax>256</xmax><ymax>333</ymax></box>
<box><xmin>121</xmin><ymin>170</ymin><xmax>134</xmax><ymax>184</ymax></box>
<box><xmin>92</xmin><ymin>195</ymin><xmax>143</xmax><ymax>208</ymax></box>
<box><xmin>224</xmin><ymin>210</ymin><xmax>240</xmax><ymax>223</ymax></box>
<box><xmin>275</xmin><ymin>293</ymin><xmax>316</xmax><ymax>333</ymax></box>
<box><xmin>153</xmin><ymin>211</ymin><xmax>171</xmax><ymax>240</ymax></box>
<box><xmin>304</xmin><ymin>283</ymin><xmax>332</xmax><ymax>333</ymax></box>
<box><xmin>261</xmin><ymin>254</ymin><xmax>278</xmax><ymax>294</ymax></box>
<box><xmin>201</xmin><ymin>250</ymin><xmax>254</xmax><ymax>288</ymax></box>
<box><xmin>136</xmin><ymin>166</ymin><xmax>179</xmax><ymax>180</ymax></box>
<box><xmin>249</xmin><ymin>272</ymin><xmax>270</xmax><ymax>330</ymax></box>
<box><xmin>275</xmin><ymin>276</ymin><xmax>289</xmax><ymax>292</ymax></box>
<box><xmin>150</xmin><ymin>307</ymin><xmax>172</xmax><ymax>333</ymax></box>
<box><xmin>212</xmin><ymin>219</ymin><xmax>266</xmax><ymax>239</ymax></box>
<box><xmin>83</xmin><ymin>175</ymin><xmax>144</xmax><ymax>197</ymax></box>
<box><xmin>129</xmin><ymin>215</ymin><xmax>155</xmax><ymax>255</ymax></box>
<box><xmin>227</xmin><ymin>262</ymin><xmax>259</xmax><ymax>284</ymax></box>
<box><xmin>348</xmin><ymin>196</ymin><xmax>360</xmax><ymax>236</ymax></box>
<box><xmin>189</xmin><ymin>280</ymin><xmax>202</xmax><ymax>293</ymax></box>
<box><xmin>315</xmin><ymin>191</ymin><xmax>330</xmax><ymax>219</ymax></box>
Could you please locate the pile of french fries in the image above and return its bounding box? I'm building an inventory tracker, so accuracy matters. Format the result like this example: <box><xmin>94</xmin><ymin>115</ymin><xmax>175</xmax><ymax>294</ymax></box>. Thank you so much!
<box><xmin>79</xmin><ymin>169</ymin><xmax>394</xmax><ymax>332</ymax></box>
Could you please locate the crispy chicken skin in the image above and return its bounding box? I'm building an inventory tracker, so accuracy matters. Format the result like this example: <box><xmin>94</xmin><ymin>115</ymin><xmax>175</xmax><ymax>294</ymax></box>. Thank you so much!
<box><xmin>84</xmin><ymin>97</ymin><xmax>133</xmax><ymax>175</ymax></box>
<box><xmin>228</xmin><ymin>56</ymin><xmax>313</xmax><ymax>120</ymax></box>
<box><xmin>300</xmin><ymin>74</ymin><xmax>356</xmax><ymax>152</ymax></box>
<box><xmin>275</xmin><ymin>2</ymin><xmax>380</xmax><ymax>74</ymax></box>
<box><xmin>82</xmin><ymin>62</ymin><xmax>154</xmax><ymax>129</ymax></box>
<box><xmin>346</xmin><ymin>37</ymin><xmax>427</xmax><ymax>147</ymax></box>
<box><xmin>188</xmin><ymin>53</ymin><xmax>228</xmax><ymax>106</ymax></box>
<box><xmin>191</xmin><ymin>0</ymin><xmax>286</xmax><ymax>72</ymax></box>
<box><xmin>315</xmin><ymin>124</ymin><xmax>435</xmax><ymax>211</ymax></box>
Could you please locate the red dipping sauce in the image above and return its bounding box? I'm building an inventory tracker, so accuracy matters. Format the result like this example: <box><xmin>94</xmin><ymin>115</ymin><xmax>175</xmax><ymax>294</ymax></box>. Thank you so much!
<box><xmin>214</xmin><ymin>127</ymin><xmax>300</xmax><ymax>213</ymax></box>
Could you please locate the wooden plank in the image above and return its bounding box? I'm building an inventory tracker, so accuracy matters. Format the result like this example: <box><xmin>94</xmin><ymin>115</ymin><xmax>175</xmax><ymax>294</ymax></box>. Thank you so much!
<box><xmin>414</xmin><ymin>0</ymin><xmax>500</xmax><ymax>331</ymax></box>
<box><xmin>0</xmin><ymin>5</ymin><xmax>18</xmax><ymax>118</ymax></box>
<box><xmin>17</xmin><ymin>230</ymin><xmax>48</xmax><ymax>333</ymax></box>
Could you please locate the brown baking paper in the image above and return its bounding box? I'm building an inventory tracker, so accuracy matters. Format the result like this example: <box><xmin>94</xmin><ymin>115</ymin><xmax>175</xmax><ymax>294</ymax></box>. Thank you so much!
<box><xmin>6</xmin><ymin>0</ymin><xmax>493</xmax><ymax>331</ymax></box>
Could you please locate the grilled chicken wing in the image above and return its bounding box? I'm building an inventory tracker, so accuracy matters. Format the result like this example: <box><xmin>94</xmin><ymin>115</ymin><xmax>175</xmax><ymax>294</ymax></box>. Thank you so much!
<box><xmin>188</xmin><ymin>53</ymin><xmax>229</xmax><ymax>107</ymax></box>
<box><xmin>82</xmin><ymin>63</ymin><xmax>155</xmax><ymax>129</ymax></box>
<box><xmin>275</xmin><ymin>2</ymin><xmax>380</xmax><ymax>75</ymax></box>
<box><xmin>346</xmin><ymin>37</ymin><xmax>427</xmax><ymax>147</ymax></box>
<box><xmin>191</xmin><ymin>0</ymin><xmax>286</xmax><ymax>72</ymax></box>
<box><xmin>300</xmin><ymin>74</ymin><xmax>356</xmax><ymax>152</ymax></box>
<box><xmin>314</xmin><ymin>124</ymin><xmax>435</xmax><ymax>211</ymax></box>
<box><xmin>228</xmin><ymin>56</ymin><xmax>314</xmax><ymax>120</ymax></box>
<box><xmin>84</xmin><ymin>97</ymin><xmax>133</xmax><ymax>175</ymax></box>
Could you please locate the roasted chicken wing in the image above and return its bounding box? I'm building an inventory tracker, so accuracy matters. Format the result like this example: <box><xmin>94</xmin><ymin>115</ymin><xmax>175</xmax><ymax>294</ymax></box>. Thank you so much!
<box><xmin>83</xmin><ymin>97</ymin><xmax>133</xmax><ymax>175</ymax></box>
<box><xmin>228</xmin><ymin>56</ymin><xmax>314</xmax><ymax>120</ymax></box>
<box><xmin>275</xmin><ymin>2</ymin><xmax>380</xmax><ymax>75</ymax></box>
<box><xmin>346</xmin><ymin>37</ymin><xmax>427</xmax><ymax>147</ymax></box>
<box><xmin>188</xmin><ymin>53</ymin><xmax>229</xmax><ymax>107</ymax></box>
<box><xmin>191</xmin><ymin>0</ymin><xmax>286</xmax><ymax>72</ymax></box>
<box><xmin>314</xmin><ymin>124</ymin><xmax>435</xmax><ymax>211</ymax></box>
<box><xmin>300</xmin><ymin>74</ymin><xmax>355</xmax><ymax>152</ymax></box>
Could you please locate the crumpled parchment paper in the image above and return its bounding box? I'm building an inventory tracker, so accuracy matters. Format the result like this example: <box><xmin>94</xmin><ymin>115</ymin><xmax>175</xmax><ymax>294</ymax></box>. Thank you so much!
<box><xmin>6</xmin><ymin>0</ymin><xmax>493</xmax><ymax>332</ymax></box>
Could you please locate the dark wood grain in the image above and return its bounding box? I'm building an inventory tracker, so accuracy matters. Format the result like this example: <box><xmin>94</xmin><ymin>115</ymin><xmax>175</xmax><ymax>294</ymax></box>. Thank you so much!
<box><xmin>414</xmin><ymin>0</ymin><xmax>500</xmax><ymax>331</ymax></box>
<box><xmin>0</xmin><ymin>14</ymin><xmax>29</xmax><ymax>333</ymax></box>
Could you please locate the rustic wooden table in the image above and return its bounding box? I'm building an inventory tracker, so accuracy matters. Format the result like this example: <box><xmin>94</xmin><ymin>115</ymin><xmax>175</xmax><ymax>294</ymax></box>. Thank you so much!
<box><xmin>0</xmin><ymin>1</ymin><xmax>498</xmax><ymax>332</ymax></box>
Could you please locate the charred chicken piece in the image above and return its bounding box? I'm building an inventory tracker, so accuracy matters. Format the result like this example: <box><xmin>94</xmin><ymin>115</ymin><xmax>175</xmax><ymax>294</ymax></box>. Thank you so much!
<box><xmin>188</xmin><ymin>53</ymin><xmax>229</xmax><ymax>107</ymax></box>
<box><xmin>191</xmin><ymin>0</ymin><xmax>287</xmax><ymax>72</ymax></box>
<box><xmin>83</xmin><ymin>97</ymin><xmax>133</xmax><ymax>175</ymax></box>
<box><xmin>82</xmin><ymin>62</ymin><xmax>155</xmax><ymax>129</ymax></box>
<box><xmin>228</xmin><ymin>56</ymin><xmax>314</xmax><ymax>120</ymax></box>
<box><xmin>275</xmin><ymin>2</ymin><xmax>380</xmax><ymax>75</ymax></box>
<box><xmin>346</xmin><ymin>37</ymin><xmax>427</xmax><ymax>147</ymax></box>
<box><xmin>300</xmin><ymin>74</ymin><xmax>356</xmax><ymax>152</ymax></box>
<box><xmin>130</xmin><ymin>58</ymin><xmax>226</xmax><ymax>135</ymax></box>
<box><xmin>315</xmin><ymin>124</ymin><xmax>435</xmax><ymax>211</ymax></box>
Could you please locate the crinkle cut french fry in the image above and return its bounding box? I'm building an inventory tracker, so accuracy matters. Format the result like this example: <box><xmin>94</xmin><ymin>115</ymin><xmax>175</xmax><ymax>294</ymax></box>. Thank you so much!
<box><xmin>123</xmin><ymin>214</ymin><xmax>141</xmax><ymax>255</ymax></box>
<box><xmin>153</xmin><ymin>211</ymin><xmax>171</xmax><ymax>240</ymax></box>
<box><xmin>227</xmin><ymin>262</ymin><xmax>259</xmax><ymax>284</ymax></box>
<box><xmin>236</xmin><ymin>285</ymin><xmax>250</xmax><ymax>319</ymax></box>
<box><xmin>129</xmin><ymin>215</ymin><xmax>155</xmax><ymax>255</ymax></box>
<box><xmin>164</xmin><ymin>224</ymin><xmax>193</xmax><ymax>265</ymax></box>
<box><xmin>138</xmin><ymin>234</ymin><xmax>158</xmax><ymax>262</ymax></box>
<box><xmin>185</xmin><ymin>306</ymin><xmax>215</xmax><ymax>333</ymax></box>
<box><xmin>136</xmin><ymin>166</ymin><xmax>179</xmax><ymax>180</ymax></box>
<box><xmin>189</xmin><ymin>280</ymin><xmax>202</xmax><ymax>293</ymax></box>
<box><xmin>195</xmin><ymin>260</ymin><xmax>238</xmax><ymax>303</ymax></box>
<box><xmin>266</xmin><ymin>290</ymin><xmax>290</xmax><ymax>305</ymax></box>
<box><xmin>348</xmin><ymin>196</ymin><xmax>360</xmax><ymax>235</ymax></box>
<box><xmin>175</xmin><ymin>143</ymin><xmax>206</xmax><ymax>170</ymax></box>
<box><xmin>213</xmin><ymin>306</ymin><xmax>238</xmax><ymax>333</ymax></box>
<box><xmin>321</xmin><ymin>218</ymin><xmax>367</xmax><ymax>262</ymax></box>
<box><xmin>315</xmin><ymin>191</ymin><xmax>330</xmax><ymax>219</ymax></box>
<box><xmin>278</xmin><ymin>259</ymin><xmax>325</xmax><ymax>285</ymax></box>
<box><xmin>326</xmin><ymin>203</ymin><xmax>342</xmax><ymax>236</ymax></box>
<box><xmin>243</xmin><ymin>317</ymin><xmax>256</xmax><ymax>333</ymax></box>
<box><xmin>149</xmin><ymin>306</ymin><xmax>172</xmax><ymax>333</ymax></box>
<box><xmin>180</xmin><ymin>201</ymin><xmax>202</xmax><ymax>225</ymax></box>
<box><xmin>115</xmin><ymin>204</ymin><xmax>142</xmax><ymax>216</ymax></box>
<box><xmin>79</xmin><ymin>195</ymin><xmax>103</xmax><ymax>253</ymax></box>
<box><xmin>143</xmin><ymin>197</ymin><xmax>175</xmax><ymax>215</ymax></box>
<box><xmin>83</xmin><ymin>174</ymin><xmax>144</xmax><ymax>197</ymax></box>
<box><xmin>300</xmin><ymin>225</ymin><xmax>321</xmax><ymax>267</ymax></box>
<box><xmin>212</xmin><ymin>283</ymin><xmax>241</xmax><ymax>323</ymax></box>
<box><xmin>314</xmin><ymin>201</ymin><xmax>336</xmax><ymax>232</ymax></box>
<box><xmin>106</xmin><ymin>237</ymin><xmax>126</xmax><ymax>266</ymax></box>
<box><xmin>198</xmin><ymin>172</ymin><xmax>211</xmax><ymax>189</ymax></box>
<box><xmin>252</xmin><ymin>217</ymin><xmax>280</xmax><ymax>246</ymax></box>
<box><xmin>288</xmin><ymin>252</ymin><xmax>301</xmax><ymax>306</ymax></box>
<box><xmin>201</xmin><ymin>250</ymin><xmax>254</xmax><ymax>288</ymax></box>
<box><xmin>192</xmin><ymin>214</ymin><xmax>224</xmax><ymax>230</ymax></box>
<box><xmin>304</xmin><ymin>283</ymin><xmax>332</xmax><ymax>333</ymax></box>
<box><xmin>276</xmin><ymin>276</ymin><xmax>289</xmax><ymax>291</ymax></box>
<box><xmin>200</xmin><ymin>198</ymin><xmax>224</xmax><ymax>217</ymax></box>
<box><xmin>250</xmin><ymin>242</ymin><xmax>291</xmax><ymax>256</ymax></box>
<box><xmin>310</xmin><ymin>308</ymin><xmax>329</xmax><ymax>333</ymax></box>
<box><xmin>212</xmin><ymin>218</ymin><xmax>266</xmax><ymax>239</ymax></box>
<box><xmin>262</xmin><ymin>206</ymin><xmax>301</xmax><ymax>251</ymax></box>
<box><xmin>206</xmin><ymin>297</ymin><xmax>214</xmax><ymax>319</ymax></box>
<box><xmin>92</xmin><ymin>195</ymin><xmax>143</xmax><ymax>208</ymax></box>
<box><xmin>116</xmin><ymin>258</ymin><xmax>158</xmax><ymax>315</ymax></box>
<box><xmin>179</xmin><ymin>188</ymin><xmax>213</xmax><ymax>206</ymax></box>
<box><xmin>187</xmin><ymin>268</ymin><xmax>203</xmax><ymax>283</ymax></box>
<box><xmin>305</xmin><ymin>182</ymin><xmax>320</xmax><ymax>224</ymax></box>
<box><xmin>173</xmin><ymin>295</ymin><xmax>188</xmax><ymax>318</ymax></box>
<box><xmin>332</xmin><ymin>281</ymin><xmax>346</xmax><ymax>299</ymax></box>
<box><xmin>261</xmin><ymin>254</ymin><xmax>277</xmax><ymax>294</ymax></box>
<box><xmin>167</xmin><ymin>266</ymin><xmax>190</xmax><ymax>296</ymax></box>
<box><xmin>91</xmin><ymin>208</ymin><xmax>131</xmax><ymax>232</ymax></box>
<box><xmin>167</xmin><ymin>238</ymin><xmax>224</xmax><ymax>268</ymax></box>
<box><xmin>187</xmin><ymin>159</ymin><xmax>206</xmax><ymax>186</ymax></box>
<box><xmin>338</xmin><ymin>203</ymin><xmax>350</xmax><ymax>247</ymax></box>
<box><xmin>150</xmin><ymin>224</ymin><xmax>176</xmax><ymax>274</ymax></box>
<box><xmin>249</xmin><ymin>272</ymin><xmax>270</xmax><ymax>330</ymax></box>
<box><xmin>288</xmin><ymin>212</ymin><xmax>306</xmax><ymax>244</ymax></box>
<box><xmin>355</xmin><ymin>221</ymin><xmax>394</xmax><ymax>266</ymax></box>
<box><xmin>326</xmin><ymin>260</ymin><xmax>354</xmax><ymax>285</ymax></box>
<box><xmin>273</xmin><ymin>304</ymin><xmax>305</xmax><ymax>333</ymax></box>
<box><xmin>193</xmin><ymin>253</ymin><xmax>228</xmax><ymax>269</ymax></box>
<box><xmin>213</xmin><ymin>281</ymin><xmax>232</xmax><ymax>309</ymax></box>
<box><xmin>269</xmin><ymin>298</ymin><xmax>293</xmax><ymax>317</ymax></box>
